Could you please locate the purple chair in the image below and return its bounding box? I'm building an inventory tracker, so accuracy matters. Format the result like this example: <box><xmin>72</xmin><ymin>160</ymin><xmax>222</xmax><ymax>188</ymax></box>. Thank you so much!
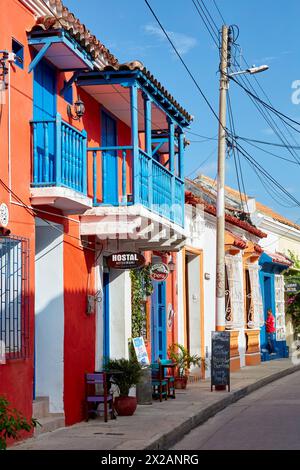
<box><xmin>85</xmin><ymin>373</ymin><xmax>114</xmax><ymax>422</ymax></box>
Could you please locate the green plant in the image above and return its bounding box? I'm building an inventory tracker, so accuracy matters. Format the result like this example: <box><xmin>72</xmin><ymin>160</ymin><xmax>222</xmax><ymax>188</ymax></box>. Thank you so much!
<box><xmin>104</xmin><ymin>358</ymin><xmax>142</xmax><ymax>396</ymax></box>
<box><xmin>168</xmin><ymin>343</ymin><xmax>206</xmax><ymax>378</ymax></box>
<box><xmin>0</xmin><ymin>396</ymin><xmax>39</xmax><ymax>450</ymax></box>
<box><xmin>130</xmin><ymin>265</ymin><xmax>154</xmax><ymax>338</ymax></box>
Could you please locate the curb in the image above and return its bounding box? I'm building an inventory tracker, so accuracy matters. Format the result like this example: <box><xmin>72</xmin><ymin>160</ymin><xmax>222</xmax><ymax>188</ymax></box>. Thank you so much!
<box><xmin>144</xmin><ymin>362</ymin><xmax>300</xmax><ymax>450</ymax></box>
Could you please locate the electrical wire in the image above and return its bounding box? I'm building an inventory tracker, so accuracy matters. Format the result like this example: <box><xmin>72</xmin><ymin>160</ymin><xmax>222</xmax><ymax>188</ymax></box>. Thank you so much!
<box><xmin>227</xmin><ymin>92</ymin><xmax>246</xmax><ymax>211</ymax></box>
<box><xmin>0</xmin><ymin>178</ymin><xmax>95</xmax><ymax>250</ymax></box>
<box><xmin>192</xmin><ymin>0</ymin><xmax>219</xmax><ymax>48</ymax></box>
<box><xmin>144</xmin><ymin>0</ymin><xmax>223</xmax><ymax>126</ymax></box>
<box><xmin>186</xmin><ymin>146</ymin><xmax>217</xmax><ymax>177</ymax></box>
<box><xmin>212</xmin><ymin>0</ymin><xmax>226</xmax><ymax>24</ymax></box>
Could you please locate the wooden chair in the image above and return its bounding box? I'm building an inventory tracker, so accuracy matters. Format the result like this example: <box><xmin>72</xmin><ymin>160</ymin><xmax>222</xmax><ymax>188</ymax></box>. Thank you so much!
<box><xmin>160</xmin><ymin>359</ymin><xmax>176</xmax><ymax>399</ymax></box>
<box><xmin>85</xmin><ymin>373</ymin><xmax>114</xmax><ymax>422</ymax></box>
<box><xmin>151</xmin><ymin>363</ymin><xmax>168</xmax><ymax>402</ymax></box>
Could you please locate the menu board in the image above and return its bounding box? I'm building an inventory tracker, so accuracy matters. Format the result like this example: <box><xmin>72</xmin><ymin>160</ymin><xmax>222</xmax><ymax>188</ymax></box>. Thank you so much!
<box><xmin>132</xmin><ymin>337</ymin><xmax>150</xmax><ymax>367</ymax></box>
<box><xmin>211</xmin><ymin>331</ymin><xmax>230</xmax><ymax>392</ymax></box>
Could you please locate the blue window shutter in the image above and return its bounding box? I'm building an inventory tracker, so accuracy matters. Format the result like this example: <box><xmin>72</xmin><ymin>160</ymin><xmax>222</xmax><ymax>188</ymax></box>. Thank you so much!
<box><xmin>12</xmin><ymin>39</ymin><xmax>24</xmax><ymax>69</ymax></box>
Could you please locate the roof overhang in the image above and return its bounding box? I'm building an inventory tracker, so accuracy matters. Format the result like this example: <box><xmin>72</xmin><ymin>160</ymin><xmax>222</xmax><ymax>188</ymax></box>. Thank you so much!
<box><xmin>76</xmin><ymin>70</ymin><xmax>191</xmax><ymax>127</ymax></box>
<box><xmin>27</xmin><ymin>29</ymin><xmax>94</xmax><ymax>73</ymax></box>
<box><xmin>259</xmin><ymin>251</ymin><xmax>292</xmax><ymax>272</ymax></box>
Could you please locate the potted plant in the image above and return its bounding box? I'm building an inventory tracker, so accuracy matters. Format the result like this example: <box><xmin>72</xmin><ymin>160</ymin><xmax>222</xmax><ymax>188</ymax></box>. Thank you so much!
<box><xmin>168</xmin><ymin>343</ymin><xmax>205</xmax><ymax>389</ymax></box>
<box><xmin>0</xmin><ymin>396</ymin><xmax>39</xmax><ymax>449</ymax></box>
<box><xmin>104</xmin><ymin>358</ymin><xmax>142</xmax><ymax>416</ymax></box>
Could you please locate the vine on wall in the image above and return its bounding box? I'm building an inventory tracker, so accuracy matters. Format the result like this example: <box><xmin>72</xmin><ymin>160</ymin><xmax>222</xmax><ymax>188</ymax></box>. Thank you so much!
<box><xmin>130</xmin><ymin>265</ymin><xmax>153</xmax><ymax>338</ymax></box>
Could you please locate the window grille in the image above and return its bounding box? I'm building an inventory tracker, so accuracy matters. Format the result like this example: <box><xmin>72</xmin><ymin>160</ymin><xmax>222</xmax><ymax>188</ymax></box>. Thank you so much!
<box><xmin>274</xmin><ymin>274</ymin><xmax>286</xmax><ymax>341</ymax></box>
<box><xmin>225</xmin><ymin>254</ymin><xmax>244</xmax><ymax>328</ymax></box>
<box><xmin>0</xmin><ymin>236</ymin><xmax>30</xmax><ymax>360</ymax></box>
<box><xmin>246</xmin><ymin>263</ymin><xmax>264</xmax><ymax>328</ymax></box>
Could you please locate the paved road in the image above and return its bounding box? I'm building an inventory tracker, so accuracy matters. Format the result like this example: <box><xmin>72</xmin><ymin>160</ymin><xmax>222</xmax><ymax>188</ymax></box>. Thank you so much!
<box><xmin>173</xmin><ymin>370</ymin><xmax>300</xmax><ymax>450</ymax></box>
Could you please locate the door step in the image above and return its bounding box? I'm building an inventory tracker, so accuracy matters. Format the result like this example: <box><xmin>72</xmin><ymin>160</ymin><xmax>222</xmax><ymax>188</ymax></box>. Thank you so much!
<box><xmin>33</xmin><ymin>397</ymin><xmax>49</xmax><ymax>419</ymax></box>
<box><xmin>34</xmin><ymin>415</ymin><xmax>65</xmax><ymax>437</ymax></box>
<box><xmin>33</xmin><ymin>396</ymin><xmax>65</xmax><ymax>436</ymax></box>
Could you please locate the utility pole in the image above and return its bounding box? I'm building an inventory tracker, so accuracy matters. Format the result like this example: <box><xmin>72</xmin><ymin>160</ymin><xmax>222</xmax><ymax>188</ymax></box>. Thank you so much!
<box><xmin>215</xmin><ymin>25</ymin><xmax>230</xmax><ymax>331</ymax></box>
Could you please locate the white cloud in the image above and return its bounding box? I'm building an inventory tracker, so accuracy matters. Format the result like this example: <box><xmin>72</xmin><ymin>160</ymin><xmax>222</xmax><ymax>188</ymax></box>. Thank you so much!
<box><xmin>261</xmin><ymin>127</ymin><xmax>275</xmax><ymax>136</ymax></box>
<box><xmin>143</xmin><ymin>24</ymin><xmax>197</xmax><ymax>55</ymax></box>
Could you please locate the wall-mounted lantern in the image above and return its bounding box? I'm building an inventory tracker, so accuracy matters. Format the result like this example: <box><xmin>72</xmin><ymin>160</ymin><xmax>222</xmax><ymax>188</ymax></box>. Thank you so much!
<box><xmin>67</xmin><ymin>96</ymin><xmax>85</xmax><ymax>121</ymax></box>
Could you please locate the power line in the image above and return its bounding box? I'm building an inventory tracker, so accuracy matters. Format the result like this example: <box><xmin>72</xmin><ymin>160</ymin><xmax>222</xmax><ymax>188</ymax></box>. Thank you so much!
<box><xmin>192</xmin><ymin>0</ymin><xmax>219</xmax><ymax>48</ymax></box>
<box><xmin>144</xmin><ymin>0</ymin><xmax>222</xmax><ymax>125</ymax></box>
<box><xmin>240</xmin><ymin>139</ymin><xmax>299</xmax><ymax>165</ymax></box>
<box><xmin>227</xmin><ymin>91</ymin><xmax>246</xmax><ymax>211</ymax></box>
<box><xmin>186</xmin><ymin>146</ymin><xmax>217</xmax><ymax>177</ymax></box>
<box><xmin>236</xmin><ymin>136</ymin><xmax>300</xmax><ymax>150</ymax></box>
<box><xmin>212</xmin><ymin>0</ymin><xmax>226</xmax><ymax>24</ymax></box>
<box><xmin>230</xmin><ymin>75</ymin><xmax>300</xmax><ymax>133</ymax></box>
<box><xmin>235</xmin><ymin>141</ymin><xmax>300</xmax><ymax>208</ymax></box>
<box><xmin>0</xmin><ymin>179</ymin><xmax>95</xmax><ymax>250</ymax></box>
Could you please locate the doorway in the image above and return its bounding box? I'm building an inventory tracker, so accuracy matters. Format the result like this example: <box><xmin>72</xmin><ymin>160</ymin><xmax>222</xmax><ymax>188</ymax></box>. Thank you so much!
<box><xmin>101</xmin><ymin>111</ymin><xmax>118</xmax><ymax>204</ymax></box>
<box><xmin>184</xmin><ymin>248</ymin><xmax>204</xmax><ymax>377</ymax></box>
<box><xmin>151</xmin><ymin>281</ymin><xmax>167</xmax><ymax>362</ymax></box>
<box><xmin>34</xmin><ymin>219</ymin><xmax>64</xmax><ymax>413</ymax></box>
<box><xmin>261</xmin><ymin>274</ymin><xmax>273</xmax><ymax>348</ymax></box>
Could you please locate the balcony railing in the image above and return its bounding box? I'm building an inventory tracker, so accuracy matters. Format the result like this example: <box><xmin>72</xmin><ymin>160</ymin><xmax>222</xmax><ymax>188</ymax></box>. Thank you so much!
<box><xmin>88</xmin><ymin>146</ymin><xmax>185</xmax><ymax>226</ymax></box>
<box><xmin>31</xmin><ymin>114</ymin><xmax>87</xmax><ymax>195</ymax></box>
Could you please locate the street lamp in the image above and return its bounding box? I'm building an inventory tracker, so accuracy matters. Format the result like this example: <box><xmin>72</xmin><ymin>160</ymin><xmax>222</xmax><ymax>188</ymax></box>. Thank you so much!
<box><xmin>229</xmin><ymin>64</ymin><xmax>269</xmax><ymax>77</ymax></box>
<box><xmin>215</xmin><ymin>25</ymin><xmax>269</xmax><ymax>332</ymax></box>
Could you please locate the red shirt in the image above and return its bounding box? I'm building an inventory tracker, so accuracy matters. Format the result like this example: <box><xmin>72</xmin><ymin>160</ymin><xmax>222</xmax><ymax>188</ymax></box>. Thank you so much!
<box><xmin>266</xmin><ymin>315</ymin><xmax>276</xmax><ymax>333</ymax></box>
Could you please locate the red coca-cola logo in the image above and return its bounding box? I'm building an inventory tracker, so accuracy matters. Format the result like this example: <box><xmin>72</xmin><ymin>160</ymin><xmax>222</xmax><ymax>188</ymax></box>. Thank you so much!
<box><xmin>150</xmin><ymin>263</ymin><xmax>170</xmax><ymax>281</ymax></box>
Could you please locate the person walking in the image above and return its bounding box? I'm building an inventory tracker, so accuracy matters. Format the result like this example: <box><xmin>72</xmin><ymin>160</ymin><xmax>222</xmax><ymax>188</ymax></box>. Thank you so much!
<box><xmin>266</xmin><ymin>309</ymin><xmax>276</xmax><ymax>354</ymax></box>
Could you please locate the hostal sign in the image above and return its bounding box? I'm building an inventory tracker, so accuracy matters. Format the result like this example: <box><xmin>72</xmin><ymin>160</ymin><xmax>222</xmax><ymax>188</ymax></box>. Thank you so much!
<box><xmin>107</xmin><ymin>252</ymin><xmax>145</xmax><ymax>270</ymax></box>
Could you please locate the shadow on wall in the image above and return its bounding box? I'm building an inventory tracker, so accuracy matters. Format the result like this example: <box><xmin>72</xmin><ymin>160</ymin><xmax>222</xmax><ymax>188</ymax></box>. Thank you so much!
<box><xmin>35</xmin><ymin>289</ymin><xmax>96</xmax><ymax>425</ymax></box>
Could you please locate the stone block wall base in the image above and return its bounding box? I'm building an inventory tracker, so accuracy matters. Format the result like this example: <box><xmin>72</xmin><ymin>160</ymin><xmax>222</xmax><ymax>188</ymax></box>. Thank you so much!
<box><xmin>245</xmin><ymin>353</ymin><xmax>261</xmax><ymax>366</ymax></box>
<box><xmin>230</xmin><ymin>356</ymin><xmax>240</xmax><ymax>372</ymax></box>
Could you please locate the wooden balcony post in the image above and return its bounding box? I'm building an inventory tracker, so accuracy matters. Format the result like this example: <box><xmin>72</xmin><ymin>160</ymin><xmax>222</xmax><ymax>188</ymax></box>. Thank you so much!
<box><xmin>32</xmin><ymin>122</ymin><xmax>38</xmax><ymax>184</ymax></box>
<box><xmin>130</xmin><ymin>83</ymin><xmax>140</xmax><ymax>204</ymax></box>
<box><xmin>81</xmin><ymin>129</ymin><xmax>87</xmax><ymax>195</ymax></box>
<box><xmin>168</xmin><ymin>117</ymin><xmax>175</xmax><ymax>221</ymax></box>
<box><xmin>178</xmin><ymin>127</ymin><xmax>184</xmax><ymax>179</ymax></box>
<box><xmin>143</xmin><ymin>91</ymin><xmax>152</xmax><ymax>209</ymax></box>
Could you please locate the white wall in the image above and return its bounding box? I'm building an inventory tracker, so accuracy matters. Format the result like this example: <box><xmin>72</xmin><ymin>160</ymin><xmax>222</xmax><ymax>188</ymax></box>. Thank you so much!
<box><xmin>179</xmin><ymin>206</ymin><xmax>217</xmax><ymax>377</ymax></box>
<box><xmin>95</xmin><ymin>252</ymin><xmax>104</xmax><ymax>371</ymax></box>
<box><xmin>35</xmin><ymin>219</ymin><xmax>64</xmax><ymax>414</ymax></box>
<box><xmin>177</xmin><ymin>250</ymin><xmax>185</xmax><ymax>347</ymax></box>
<box><xmin>109</xmin><ymin>270</ymin><xmax>132</xmax><ymax>359</ymax></box>
<box><xmin>187</xmin><ymin>255</ymin><xmax>202</xmax><ymax>375</ymax></box>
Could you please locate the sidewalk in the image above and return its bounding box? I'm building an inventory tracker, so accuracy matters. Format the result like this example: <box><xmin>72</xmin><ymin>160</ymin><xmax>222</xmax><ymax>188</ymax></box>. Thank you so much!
<box><xmin>13</xmin><ymin>359</ymin><xmax>300</xmax><ymax>451</ymax></box>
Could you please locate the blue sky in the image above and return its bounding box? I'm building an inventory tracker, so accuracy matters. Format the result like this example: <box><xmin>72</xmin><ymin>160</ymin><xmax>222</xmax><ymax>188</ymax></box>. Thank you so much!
<box><xmin>65</xmin><ymin>0</ymin><xmax>300</xmax><ymax>221</ymax></box>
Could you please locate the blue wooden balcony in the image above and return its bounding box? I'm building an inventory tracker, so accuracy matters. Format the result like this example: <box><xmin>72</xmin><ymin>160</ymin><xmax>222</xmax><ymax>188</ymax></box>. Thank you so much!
<box><xmin>77</xmin><ymin>68</ymin><xmax>190</xmax><ymax>229</ymax></box>
<box><xmin>30</xmin><ymin>114</ymin><xmax>92</xmax><ymax>213</ymax></box>
<box><xmin>88</xmin><ymin>146</ymin><xmax>185</xmax><ymax>227</ymax></box>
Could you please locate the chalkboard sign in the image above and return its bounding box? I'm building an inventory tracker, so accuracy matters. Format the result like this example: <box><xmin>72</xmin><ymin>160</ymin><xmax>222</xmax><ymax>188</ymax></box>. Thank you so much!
<box><xmin>211</xmin><ymin>331</ymin><xmax>230</xmax><ymax>392</ymax></box>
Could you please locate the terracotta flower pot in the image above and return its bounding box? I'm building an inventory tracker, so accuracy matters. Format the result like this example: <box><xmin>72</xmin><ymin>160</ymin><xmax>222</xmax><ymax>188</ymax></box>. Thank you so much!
<box><xmin>114</xmin><ymin>396</ymin><xmax>137</xmax><ymax>416</ymax></box>
<box><xmin>175</xmin><ymin>376</ymin><xmax>188</xmax><ymax>389</ymax></box>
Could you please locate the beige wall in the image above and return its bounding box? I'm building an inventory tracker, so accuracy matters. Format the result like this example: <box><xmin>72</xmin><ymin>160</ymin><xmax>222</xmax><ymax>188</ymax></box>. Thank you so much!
<box><xmin>279</xmin><ymin>237</ymin><xmax>300</xmax><ymax>258</ymax></box>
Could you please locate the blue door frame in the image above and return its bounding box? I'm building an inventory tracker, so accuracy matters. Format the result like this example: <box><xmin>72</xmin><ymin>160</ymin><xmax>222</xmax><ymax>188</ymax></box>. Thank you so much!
<box><xmin>151</xmin><ymin>281</ymin><xmax>167</xmax><ymax>362</ymax></box>
<box><xmin>260</xmin><ymin>273</ymin><xmax>274</xmax><ymax>348</ymax></box>
<box><xmin>101</xmin><ymin>111</ymin><xmax>118</xmax><ymax>204</ymax></box>
<box><xmin>33</xmin><ymin>60</ymin><xmax>57</xmax><ymax>183</ymax></box>
<box><xmin>103</xmin><ymin>272</ymin><xmax>110</xmax><ymax>362</ymax></box>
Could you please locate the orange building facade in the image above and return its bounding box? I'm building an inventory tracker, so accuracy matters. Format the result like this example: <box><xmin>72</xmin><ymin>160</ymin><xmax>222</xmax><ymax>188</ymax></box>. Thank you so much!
<box><xmin>0</xmin><ymin>0</ymin><xmax>191</xmax><ymax>439</ymax></box>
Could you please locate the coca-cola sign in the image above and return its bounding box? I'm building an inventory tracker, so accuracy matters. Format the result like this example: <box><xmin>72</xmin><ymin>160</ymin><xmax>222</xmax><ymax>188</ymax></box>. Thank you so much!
<box><xmin>107</xmin><ymin>252</ymin><xmax>145</xmax><ymax>270</ymax></box>
<box><xmin>150</xmin><ymin>263</ymin><xmax>170</xmax><ymax>281</ymax></box>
